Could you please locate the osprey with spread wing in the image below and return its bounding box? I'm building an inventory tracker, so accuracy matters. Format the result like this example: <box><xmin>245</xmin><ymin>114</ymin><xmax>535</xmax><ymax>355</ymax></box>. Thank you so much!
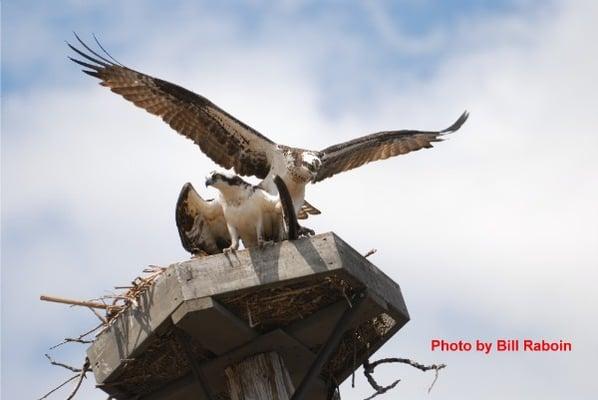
<box><xmin>176</xmin><ymin>174</ymin><xmax>301</xmax><ymax>256</ymax></box>
<box><xmin>68</xmin><ymin>35</ymin><xmax>469</xmax><ymax>218</ymax></box>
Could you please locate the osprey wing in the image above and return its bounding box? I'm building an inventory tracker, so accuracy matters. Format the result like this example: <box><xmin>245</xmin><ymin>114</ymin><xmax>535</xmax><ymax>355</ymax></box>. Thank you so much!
<box><xmin>274</xmin><ymin>175</ymin><xmax>300</xmax><ymax>240</ymax></box>
<box><xmin>314</xmin><ymin>111</ymin><xmax>469</xmax><ymax>183</ymax></box>
<box><xmin>68</xmin><ymin>35</ymin><xmax>277</xmax><ymax>179</ymax></box>
<box><xmin>296</xmin><ymin>200</ymin><xmax>321</xmax><ymax>220</ymax></box>
<box><xmin>176</xmin><ymin>182</ymin><xmax>231</xmax><ymax>256</ymax></box>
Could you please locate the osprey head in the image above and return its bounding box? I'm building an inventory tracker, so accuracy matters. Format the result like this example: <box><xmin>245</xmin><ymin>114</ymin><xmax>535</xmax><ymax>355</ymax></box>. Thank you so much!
<box><xmin>284</xmin><ymin>150</ymin><xmax>322</xmax><ymax>183</ymax></box>
<box><xmin>205</xmin><ymin>171</ymin><xmax>250</xmax><ymax>190</ymax></box>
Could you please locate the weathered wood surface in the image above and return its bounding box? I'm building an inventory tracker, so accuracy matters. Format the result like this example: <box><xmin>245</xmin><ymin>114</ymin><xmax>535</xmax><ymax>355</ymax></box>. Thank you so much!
<box><xmin>88</xmin><ymin>267</ymin><xmax>184</xmax><ymax>383</ymax></box>
<box><xmin>142</xmin><ymin>329</ymin><xmax>326</xmax><ymax>400</ymax></box>
<box><xmin>174</xmin><ymin>233</ymin><xmax>406</xmax><ymax>314</ymax></box>
<box><xmin>225</xmin><ymin>352</ymin><xmax>294</xmax><ymax>400</ymax></box>
<box><xmin>172</xmin><ymin>297</ymin><xmax>258</xmax><ymax>354</ymax></box>
<box><xmin>88</xmin><ymin>232</ymin><xmax>410</xmax><ymax>399</ymax></box>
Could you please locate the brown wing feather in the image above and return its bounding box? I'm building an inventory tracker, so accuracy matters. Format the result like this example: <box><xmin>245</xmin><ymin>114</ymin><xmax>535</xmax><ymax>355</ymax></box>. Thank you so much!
<box><xmin>274</xmin><ymin>175</ymin><xmax>300</xmax><ymax>240</ymax></box>
<box><xmin>296</xmin><ymin>200</ymin><xmax>321</xmax><ymax>220</ymax></box>
<box><xmin>314</xmin><ymin>111</ymin><xmax>469</xmax><ymax>182</ymax></box>
<box><xmin>68</xmin><ymin>36</ymin><xmax>276</xmax><ymax>179</ymax></box>
<box><xmin>175</xmin><ymin>182</ymin><xmax>231</xmax><ymax>256</ymax></box>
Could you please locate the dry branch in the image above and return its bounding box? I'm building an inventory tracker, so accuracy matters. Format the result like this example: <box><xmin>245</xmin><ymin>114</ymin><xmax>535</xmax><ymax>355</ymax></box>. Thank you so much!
<box><xmin>362</xmin><ymin>357</ymin><xmax>446</xmax><ymax>400</ymax></box>
<box><xmin>44</xmin><ymin>354</ymin><xmax>82</xmax><ymax>373</ymax></box>
<box><xmin>49</xmin><ymin>323</ymin><xmax>103</xmax><ymax>350</ymax></box>
<box><xmin>41</xmin><ymin>266</ymin><xmax>167</xmax><ymax>399</ymax></box>
<box><xmin>66</xmin><ymin>358</ymin><xmax>90</xmax><ymax>400</ymax></box>
<box><xmin>88</xmin><ymin>307</ymin><xmax>108</xmax><ymax>324</ymax></box>
<box><xmin>38</xmin><ymin>357</ymin><xmax>90</xmax><ymax>400</ymax></box>
<box><xmin>37</xmin><ymin>375</ymin><xmax>79</xmax><ymax>400</ymax></box>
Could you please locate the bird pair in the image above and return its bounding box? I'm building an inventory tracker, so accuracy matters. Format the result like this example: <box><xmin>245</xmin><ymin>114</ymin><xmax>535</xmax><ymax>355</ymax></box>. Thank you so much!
<box><xmin>176</xmin><ymin>172</ymin><xmax>310</xmax><ymax>256</ymax></box>
<box><xmin>67</xmin><ymin>34</ymin><xmax>469</xmax><ymax>257</ymax></box>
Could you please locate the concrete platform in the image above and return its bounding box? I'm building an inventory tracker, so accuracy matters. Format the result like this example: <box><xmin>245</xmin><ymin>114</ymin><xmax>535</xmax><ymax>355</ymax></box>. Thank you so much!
<box><xmin>88</xmin><ymin>232</ymin><xmax>410</xmax><ymax>399</ymax></box>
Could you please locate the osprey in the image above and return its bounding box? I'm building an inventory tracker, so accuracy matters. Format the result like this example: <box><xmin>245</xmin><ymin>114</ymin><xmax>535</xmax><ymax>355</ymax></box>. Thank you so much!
<box><xmin>205</xmin><ymin>171</ymin><xmax>300</xmax><ymax>253</ymax></box>
<box><xmin>68</xmin><ymin>35</ymin><xmax>469</xmax><ymax>216</ymax></box>
<box><xmin>176</xmin><ymin>174</ymin><xmax>300</xmax><ymax>256</ymax></box>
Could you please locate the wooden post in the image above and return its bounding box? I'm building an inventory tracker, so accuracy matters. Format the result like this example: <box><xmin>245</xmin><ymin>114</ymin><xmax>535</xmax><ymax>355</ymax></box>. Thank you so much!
<box><xmin>225</xmin><ymin>352</ymin><xmax>294</xmax><ymax>400</ymax></box>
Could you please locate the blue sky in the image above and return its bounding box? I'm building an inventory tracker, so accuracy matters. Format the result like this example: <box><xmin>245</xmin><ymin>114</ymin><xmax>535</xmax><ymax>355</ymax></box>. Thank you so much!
<box><xmin>2</xmin><ymin>1</ymin><xmax>540</xmax><ymax>109</ymax></box>
<box><xmin>2</xmin><ymin>1</ymin><xmax>597</xmax><ymax>399</ymax></box>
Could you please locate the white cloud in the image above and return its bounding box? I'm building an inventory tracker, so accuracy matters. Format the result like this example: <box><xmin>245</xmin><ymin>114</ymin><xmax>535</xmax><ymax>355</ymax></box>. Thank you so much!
<box><xmin>2</xmin><ymin>1</ymin><xmax>597</xmax><ymax>399</ymax></box>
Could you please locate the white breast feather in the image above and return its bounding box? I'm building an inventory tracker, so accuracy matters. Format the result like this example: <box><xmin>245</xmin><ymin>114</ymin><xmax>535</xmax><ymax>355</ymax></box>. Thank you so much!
<box><xmin>220</xmin><ymin>187</ymin><xmax>284</xmax><ymax>248</ymax></box>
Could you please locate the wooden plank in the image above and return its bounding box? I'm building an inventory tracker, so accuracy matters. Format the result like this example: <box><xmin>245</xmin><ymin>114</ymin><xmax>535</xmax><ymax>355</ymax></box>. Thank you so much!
<box><xmin>171</xmin><ymin>297</ymin><xmax>258</xmax><ymax>355</ymax></box>
<box><xmin>175</xmin><ymin>233</ymin><xmax>344</xmax><ymax>301</ymax></box>
<box><xmin>225</xmin><ymin>352</ymin><xmax>294</xmax><ymax>400</ymax></box>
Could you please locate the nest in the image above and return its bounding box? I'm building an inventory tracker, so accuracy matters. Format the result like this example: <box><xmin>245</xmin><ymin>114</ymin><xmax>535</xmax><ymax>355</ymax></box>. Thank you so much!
<box><xmin>99</xmin><ymin>328</ymin><xmax>214</xmax><ymax>397</ymax></box>
<box><xmin>218</xmin><ymin>274</ymin><xmax>358</xmax><ymax>331</ymax></box>
<box><xmin>103</xmin><ymin>266</ymin><xmax>167</xmax><ymax>325</ymax></box>
<box><xmin>217</xmin><ymin>274</ymin><xmax>397</xmax><ymax>381</ymax></box>
<box><xmin>324</xmin><ymin>313</ymin><xmax>397</xmax><ymax>378</ymax></box>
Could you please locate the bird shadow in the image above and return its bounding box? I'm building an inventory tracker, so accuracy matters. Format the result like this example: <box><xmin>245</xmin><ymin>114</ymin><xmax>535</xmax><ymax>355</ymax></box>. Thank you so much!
<box><xmin>247</xmin><ymin>236</ymin><xmax>328</xmax><ymax>285</ymax></box>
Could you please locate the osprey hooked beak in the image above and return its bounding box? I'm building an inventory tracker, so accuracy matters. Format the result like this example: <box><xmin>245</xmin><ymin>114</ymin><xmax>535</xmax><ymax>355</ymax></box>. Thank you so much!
<box><xmin>205</xmin><ymin>173</ymin><xmax>216</xmax><ymax>187</ymax></box>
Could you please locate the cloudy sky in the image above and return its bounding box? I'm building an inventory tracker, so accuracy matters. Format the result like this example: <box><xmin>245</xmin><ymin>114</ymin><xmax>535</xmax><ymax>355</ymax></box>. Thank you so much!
<box><xmin>2</xmin><ymin>0</ymin><xmax>597</xmax><ymax>399</ymax></box>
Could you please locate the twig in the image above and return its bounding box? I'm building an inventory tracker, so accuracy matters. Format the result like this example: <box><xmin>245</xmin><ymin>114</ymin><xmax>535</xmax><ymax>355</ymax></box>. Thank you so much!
<box><xmin>44</xmin><ymin>354</ymin><xmax>82</xmax><ymax>373</ymax></box>
<box><xmin>363</xmin><ymin>249</ymin><xmax>377</xmax><ymax>258</ymax></box>
<box><xmin>66</xmin><ymin>358</ymin><xmax>90</xmax><ymax>400</ymax></box>
<box><xmin>49</xmin><ymin>323</ymin><xmax>102</xmax><ymax>350</ymax></box>
<box><xmin>37</xmin><ymin>375</ymin><xmax>79</xmax><ymax>400</ymax></box>
<box><xmin>88</xmin><ymin>307</ymin><xmax>108</xmax><ymax>324</ymax></box>
<box><xmin>362</xmin><ymin>357</ymin><xmax>446</xmax><ymax>400</ymax></box>
<box><xmin>56</xmin><ymin>337</ymin><xmax>93</xmax><ymax>346</ymax></box>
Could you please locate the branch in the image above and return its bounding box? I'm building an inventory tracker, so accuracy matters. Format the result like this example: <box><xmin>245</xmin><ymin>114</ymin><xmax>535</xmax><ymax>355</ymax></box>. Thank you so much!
<box><xmin>49</xmin><ymin>323</ymin><xmax>102</xmax><ymax>350</ymax></box>
<box><xmin>362</xmin><ymin>357</ymin><xmax>446</xmax><ymax>400</ymax></box>
<box><xmin>66</xmin><ymin>358</ymin><xmax>90</xmax><ymax>400</ymax></box>
<box><xmin>44</xmin><ymin>354</ymin><xmax>82</xmax><ymax>373</ymax></box>
<box><xmin>37</xmin><ymin>375</ymin><xmax>79</xmax><ymax>400</ymax></box>
<box><xmin>39</xmin><ymin>357</ymin><xmax>90</xmax><ymax>399</ymax></box>
<box><xmin>88</xmin><ymin>306</ymin><xmax>108</xmax><ymax>324</ymax></box>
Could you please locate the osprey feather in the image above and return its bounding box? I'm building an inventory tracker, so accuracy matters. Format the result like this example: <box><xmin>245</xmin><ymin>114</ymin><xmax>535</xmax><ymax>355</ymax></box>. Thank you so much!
<box><xmin>68</xmin><ymin>34</ymin><xmax>469</xmax><ymax>215</ymax></box>
<box><xmin>175</xmin><ymin>182</ymin><xmax>231</xmax><ymax>257</ymax></box>
<box><xmin>204</xmin><ymin>171</ymin><xmax>297</xmax><ymax>253</ymax></box>
<box><xmin>176</xmin><ymin>174</ymin><xmax>301</xmax><ymax>256</ymax></box>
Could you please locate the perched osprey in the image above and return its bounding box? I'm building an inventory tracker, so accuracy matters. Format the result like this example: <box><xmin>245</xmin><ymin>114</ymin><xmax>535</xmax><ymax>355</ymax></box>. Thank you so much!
<box><xmin>176</xmin><ymin>174</ymin><xmax>300</xmax><ymax>256</ymax></box>
<box><xmin>205</xmin><ymin>171</ymin><xmax>300</xmax><ymax>253</ymax></box>
<box><xmin>68</xmin><ymin>35</ymin><xmax>469</xmax><ymax>217</ymax></box>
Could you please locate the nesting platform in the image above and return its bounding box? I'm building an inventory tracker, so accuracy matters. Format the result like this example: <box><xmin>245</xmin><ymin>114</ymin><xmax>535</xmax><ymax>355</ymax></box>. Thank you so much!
<box><xmin>88</xmin><ymin>232</ymin><xmax>410</xmax><ymax>399</ymax></box>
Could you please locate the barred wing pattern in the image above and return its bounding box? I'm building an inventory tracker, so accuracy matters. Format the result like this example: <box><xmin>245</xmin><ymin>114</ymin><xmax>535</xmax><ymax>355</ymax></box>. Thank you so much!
<box><xmin>68</xmin><ymin>36</ymin><xmax>277</xmax><ymax>179</ymax></box>
<box><xmin>314</xmin><ymin>111</ymin><xmax>469</xmax><ymax>182</ymax></box>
